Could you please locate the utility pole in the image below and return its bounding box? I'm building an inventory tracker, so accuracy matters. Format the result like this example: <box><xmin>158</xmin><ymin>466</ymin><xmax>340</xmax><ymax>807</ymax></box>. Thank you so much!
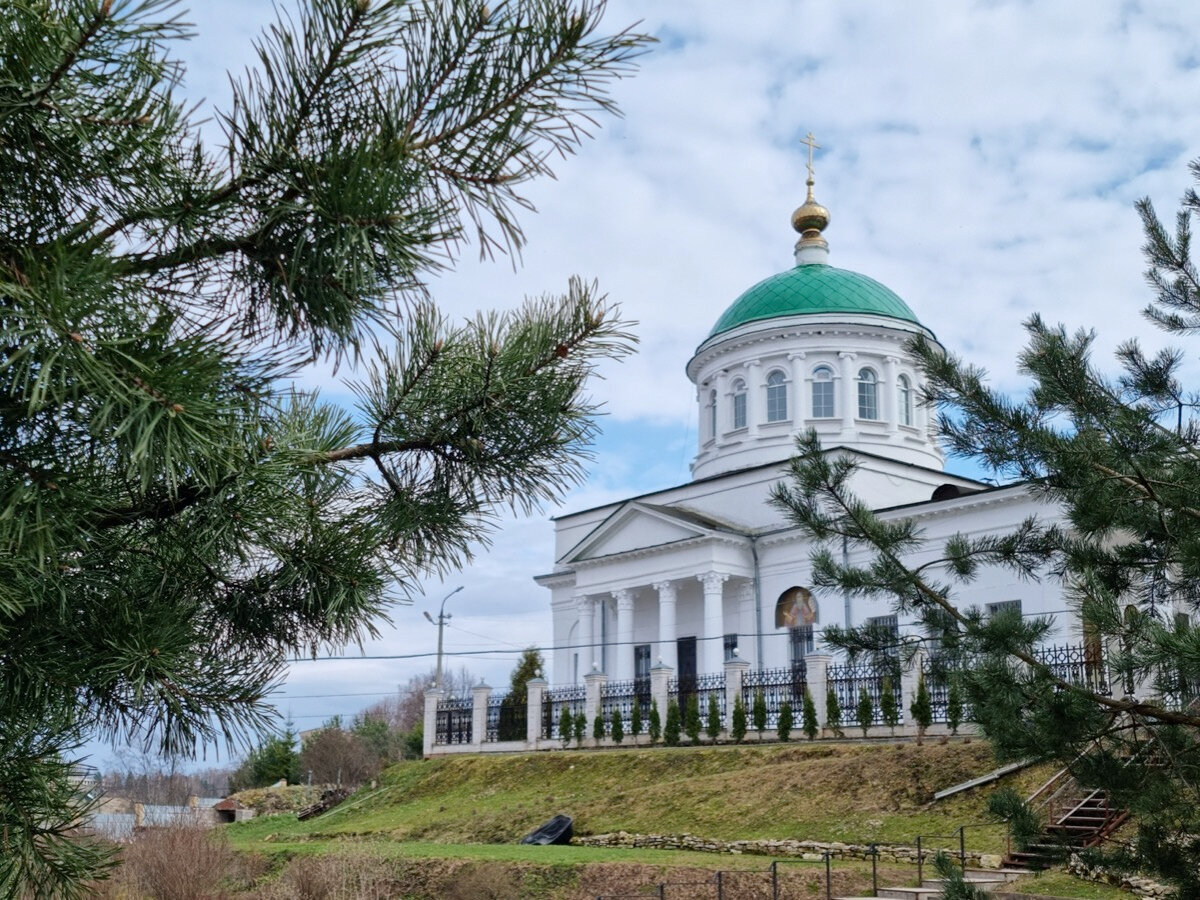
<box><xmin>424</xmin><ymin>585</ymin><xmax>464</xmax><ymax>688</ymax></box>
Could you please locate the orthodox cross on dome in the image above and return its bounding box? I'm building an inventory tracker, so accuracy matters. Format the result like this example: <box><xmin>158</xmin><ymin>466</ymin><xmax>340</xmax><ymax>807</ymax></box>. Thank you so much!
<box><xmin>800</xmin><ymin>131</ymin><xmax>820</xmax><ymax>185</ymax></box>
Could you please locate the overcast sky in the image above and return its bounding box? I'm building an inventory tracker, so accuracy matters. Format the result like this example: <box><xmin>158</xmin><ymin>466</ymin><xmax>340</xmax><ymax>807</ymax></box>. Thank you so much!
<box><xmin>99</xmin><ymin>0</ymin><xmax>1200</xmax><ymax>766</ymax></box>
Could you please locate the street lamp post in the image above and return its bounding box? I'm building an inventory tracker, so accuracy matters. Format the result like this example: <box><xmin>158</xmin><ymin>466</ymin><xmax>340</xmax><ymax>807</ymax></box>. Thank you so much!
<box><xmin>423</xmin><ymin>585</ymin><xmax>464</xmax><ymax>688</ymax></box>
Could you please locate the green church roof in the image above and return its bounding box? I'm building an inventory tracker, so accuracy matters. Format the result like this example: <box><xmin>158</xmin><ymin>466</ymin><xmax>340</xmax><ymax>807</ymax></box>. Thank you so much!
<box><xmin>707</xmin><ymin>263</ymin><xmax>923</xmax><ymax>338</ymax></box>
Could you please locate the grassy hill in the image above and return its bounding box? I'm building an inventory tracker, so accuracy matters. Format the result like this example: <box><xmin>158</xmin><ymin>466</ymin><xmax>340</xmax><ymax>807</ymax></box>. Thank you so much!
<box><xmin>228</xmin><ymin>739</ymin><xmax>1050</xmax><ymax>853</ymax></box>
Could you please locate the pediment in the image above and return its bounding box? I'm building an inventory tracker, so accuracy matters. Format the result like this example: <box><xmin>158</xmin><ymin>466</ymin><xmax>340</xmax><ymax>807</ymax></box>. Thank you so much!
<box><xmin>559</xmin><ymin>502</ymin><xmax>741</xmax><ymax>565</ymax></box>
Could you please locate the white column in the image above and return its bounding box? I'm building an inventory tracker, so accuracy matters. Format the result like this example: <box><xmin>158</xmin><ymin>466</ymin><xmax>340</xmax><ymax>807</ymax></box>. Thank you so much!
<box><xmin>714</xmin><ymin>370</ymin><xmax>729</xmax><ymax>439</ymax></box>
<box><xmin>737</xmin><ymin>581</ymin><xmax>756</xmax><ymax>667</ymax></box>
<box><xmin>789</xmin><ymin>352</ymin><xmax>807</xmax><ymax>427</ymax></box>
<box><xmin>884</xmin><ymin>355</ymin><xmax>900</xmax><ymax>431</ymax></box>
<box><xmin>745</xmin><ymin>359</ymin><xmax>762</xmax><ymax>439</ymax></box>
<box><xmin>654</xmin><ymin>580</ymin><xmax>678</xmax><ymax>671</ymax></box>
<box><xmin>838</xmin><ymin>351</ymin><xmax>857</xmax><ymax>431</ymax></box>
<box><xmin>576</xmin><ymin>594</ymin><xmax>594</xmax><ymax>678</ymax></box>
<box><xmin>698</xmin><ymin>572</ymin><xmax>729</xmax><ymax>675</ymax></box>
<box><xmin>613</xmin><ymin>588</ymin><xmax>634</xmax><ymax>682</ymax></box>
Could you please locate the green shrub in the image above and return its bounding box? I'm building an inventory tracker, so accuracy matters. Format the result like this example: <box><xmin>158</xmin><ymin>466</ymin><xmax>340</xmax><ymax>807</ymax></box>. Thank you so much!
<box><xmin>777</xmin><ymin>701</ymin><xmax>794</xmax><ymax>742</ymax></box>
<box><xmin>685</xmin><ymin>695</ymin><xmax>702</xmax><ymax>745</ymax></box>
<box><xmin>947</xmin><ymin>678</ymin><xmax>963</xmax><ymax>735</ymax></box>
<box><xmin>857</xmin><ymin>688</ymin><xmax>873</xmax><ymax>737</ymax></box>
<box><xmin>825</xmin><ymin>687</ymin><xmax>843</xmax><ymax>738</ymax></box>
<box><xmin>705</xmin><ymin>693</ymin><xmax>722</xmax><ymax>743</ymax></box>
<box><xmin>559</xmin><ymin>707</ymin><xmax>573</xmax><ymax>749</ymax></box>
<box><xmin>664</xmin><ymin>699</ymin><xmax>681</xmax><ymax>747</ymax></box>
<box><xmin>752</xmin><ymin>689</ymin><xmax>767</xmax><ymax>740</ymax></box>
<box><xmin>592</xmin><ymin>714</ymin><xmax>605</xmax><ymax>742</ymax></box>
<box><xmin>573</xmin><ymin>712</ymin><xmax>587</xmax><ymax>747</ymax></box>
<box><xmin>610</xmin><ymin>709</ymin><xmax>624</xmax><ymax>745</ymax></box>
<box><xmin>911</xmin><ymin>672</ymin><xmax>933</xmax><ymax>744</ymax></box>
<box><xmin>880</xmin><ymin>676</ymin><xmax>899</xmax><ymax>735</ymax></box>
<box><xmin>648</xmin><ymin>699</ymin><xmax>661</xmax><ymax>744</ymax></box>
<box><xmin>630</xmin><ymin>700</ymin><xmax>643</xmax><ymax>740</ymax></box>
<box><xmin>801</xmin><ymin>688</ymin><xmax>818</xmax><ymax>741</ymax></box>
<box><xmin>731</xmin><ymin>696</ymin><xmax>747</xmax><ymax>744</ymax></box>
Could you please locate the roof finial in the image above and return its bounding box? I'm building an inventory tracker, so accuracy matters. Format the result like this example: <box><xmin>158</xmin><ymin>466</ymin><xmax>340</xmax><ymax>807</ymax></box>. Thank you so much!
<box><xmin>792</xmin><ymin>131</ymin><xmax>831</xmax><ymax>265</ymax></box>
<box><xmin>801</xmin><ymin>131</ymin><xmax>820</xmax><ymax>193</ymax></box>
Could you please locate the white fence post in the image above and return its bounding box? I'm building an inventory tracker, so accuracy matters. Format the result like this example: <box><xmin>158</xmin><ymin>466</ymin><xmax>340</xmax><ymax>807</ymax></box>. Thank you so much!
<box><xmin>724</xmin><ymin>654</ymin><xmax>750</xmax><ymax>732</ymax></box>
<box><xmin>806</xmin><ymin>654</ymin><xmax>831</xmax><ymax>736</ymax></box>
<box><xmin>471</xmin><ymin>682</ymin><xmax>491</xmax><ymax>750</ymax></box>
<box><xmin>422</xmin><ymin>687</ymin><xmax>442</xmax><ymax>757</ymax></box>
<box><xmin>526</xmin><ymin>676</ymin><xmax>547</xmax><ymax>748</ymax></box>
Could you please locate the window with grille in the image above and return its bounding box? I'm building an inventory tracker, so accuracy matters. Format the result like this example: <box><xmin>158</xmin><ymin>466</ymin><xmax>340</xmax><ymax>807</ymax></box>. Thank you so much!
<box><xmin>811</xmin><ymin>366</ymin><xmax>834</xmax><ymax>418</ymax></box>
<box><xmin>724</xmin><ymin>633</ymin><xmax>739</xmax><ymax>661</ymax></box>
<box><xmin>731</xmin><ymin>379</ymin><xmax>747</xmax><ymax>429</ymax></box>
<box><xmin>766</xmin><ymin>370</ymin><xmax>787</xmax><ymax>422</ymax></box>
<box><xmin>986</xmin><ymin>600</ymin><xmax>1022</xmax><ymax>619</ymax></box>
<box><xmin>897</xmin><ymin>374</ymin><xmax>913</xmax><ymax>426</ymax></box>
<box><xmin>858</xmin><ymin>368</ymin><xmax>878</xmax><ymax>419</ymax></box>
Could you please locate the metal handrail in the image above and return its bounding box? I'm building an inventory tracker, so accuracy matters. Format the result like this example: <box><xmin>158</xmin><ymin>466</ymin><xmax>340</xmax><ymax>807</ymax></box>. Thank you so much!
<box><xmin>914</xmin><ymin>820</ymin><xmax>999</xmax><ymax>882</ymax></box>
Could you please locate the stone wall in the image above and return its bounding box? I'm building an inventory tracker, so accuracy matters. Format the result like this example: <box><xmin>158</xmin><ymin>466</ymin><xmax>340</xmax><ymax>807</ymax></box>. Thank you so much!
<box><xmin>572</xmin><ymin>831</ymin><xmax>1004</xmax><ymax>868</ymax></box>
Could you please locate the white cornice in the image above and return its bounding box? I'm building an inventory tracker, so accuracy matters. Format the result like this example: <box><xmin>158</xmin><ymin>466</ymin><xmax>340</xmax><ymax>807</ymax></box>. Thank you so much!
<box><xmin>686</xmin><ymin>315</ymin><xmax>940</xmax><ymax>382</ymax></box>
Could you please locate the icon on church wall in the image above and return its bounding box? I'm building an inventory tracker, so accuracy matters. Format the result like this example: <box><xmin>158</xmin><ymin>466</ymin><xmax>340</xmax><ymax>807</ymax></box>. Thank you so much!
<box><xmin>775</xmin><ymin>586</ymin><xmax>817</xmax><ymax>628</ymax></box>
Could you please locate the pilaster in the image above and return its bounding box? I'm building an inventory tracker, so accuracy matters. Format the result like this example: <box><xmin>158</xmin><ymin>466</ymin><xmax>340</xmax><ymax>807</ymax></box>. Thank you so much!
<box><xmin>902</xmin><ymin>648</ymin><xmax>926</xmax><ymax>737</ymax></box>
<box><xmin>613</xmin><ymin>588</ymin><xmax>635</xmax><ymax>682</ymax></box>
<box><xmin>584</xmin><ymin>670</ymin><xmax>607</xmax><ymax>745</ymax></box>
<box><xmin>650</xmin><ymin>662</ymin><xmax>673</xmax><ymax>732</ymax></box>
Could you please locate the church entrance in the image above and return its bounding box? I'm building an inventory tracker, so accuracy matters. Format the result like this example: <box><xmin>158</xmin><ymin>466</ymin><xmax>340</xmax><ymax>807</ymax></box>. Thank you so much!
<box><xmin>676</xmin><ymin>636</ymin><xmax>697</xmax><ymax>712</ymax></box>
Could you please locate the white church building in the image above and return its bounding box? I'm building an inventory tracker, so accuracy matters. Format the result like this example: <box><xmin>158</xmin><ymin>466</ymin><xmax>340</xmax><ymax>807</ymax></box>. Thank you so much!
<box><xmin>426</xmin><ymin>160</ymin><xmax>1112</xmax><ymax>754</ymax></box>
<box><xmin>535</xmin><ymin>170</ymin><xmax>1074</xmax><ymax>698</ymax></box>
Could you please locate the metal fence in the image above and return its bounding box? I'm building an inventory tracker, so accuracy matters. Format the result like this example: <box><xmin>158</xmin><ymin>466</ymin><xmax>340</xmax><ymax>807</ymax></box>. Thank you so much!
<box><xmin>669</xmin><ymin>672</ymin><xmax>726</xmax><ymax>720</ymax></box>
<box><xmin>826</xmin><ymin>659</ymin><xmax>901</xmax><ymax>728</ymax></box>
<box><xmin>1030</xmin><ymin>642</ymin><xmax>1110</xmax><ymax>695</ymax></box>
<box><xmin>542</xmin><ymin>683</ymin><xmax>586</xmax><ymax>740</ymax></box>
<box><xmin>599</xmin><ymin>678</ymin><xmax>650</xmax><ymax>732</ymax></box>
<box><xmin>741</xmin><ymin>665</ymin><xmax>807</xmax><ymax>730</ymax></box>
<box><xmin>921</xmin><ymin>653</ymin><xmax>969</xmax><ymax>725</ymax></box>
<box><xmin>485</xmin><ymin>693</ymin><xmax>528</xmax><ymax>742</ymax></box>
<box><xmin>434</xmin><ymin>694</ymin><xmax>473</xmax><ymax>745</ymax></box>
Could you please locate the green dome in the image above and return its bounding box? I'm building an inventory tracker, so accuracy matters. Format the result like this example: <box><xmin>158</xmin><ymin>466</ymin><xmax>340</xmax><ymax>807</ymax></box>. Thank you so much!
<box><xmin>707</xmin><ymin>263</ymin><xmax>922</xmax><ymax>338</ymax></box>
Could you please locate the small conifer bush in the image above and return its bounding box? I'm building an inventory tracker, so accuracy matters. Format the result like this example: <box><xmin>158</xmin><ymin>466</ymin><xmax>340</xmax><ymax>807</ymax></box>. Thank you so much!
<box><xmin>573</xmin><ymin>712</ymin><xmax>587</xmax><ymax>747</ymax></box>
<box><xmin>685</xmin><ymin>695</ymin><xmax>702</xmax><ymax>745</ymax></box>
<box><xmin>664</xmin><ymin>699</ymin><xmax>681</xmax><ymax>746</ymax></box>
<box><xmin>752</xmin><ymin>689</ymin><xmax>767</xmax><ymax>741</ymax></box>
<box><xmin>559</xmin><ymin>707</ymin><xmax>572</xmax><ymax>748</ymax></box>
<box><xmin>706</xmin><ymin>693</ymin><xmax>721</xmax><ymax>743</ymax></box>
<box><xmin>911</xmin><ymin>673</ymin><xmax>933</xmax><ymax>744</ymax></box>
<box><xmin>592</xmin><ymin>713</ymin><xmax>605</xmax><ymax>742</ymax></box>
<box><xmin>801</xmin><ymin>688</ymin><xmax>818</xmax><ymax>741</ymax></box>
<box><xmin>857</xmin><ymin>688</ymin><xmax>874</xmax><ymax>737</ymax></box>
<box><xmin>610</xmin><ymin>709</ymin><xmax>624</xmax><ymax>744</ymax></box>
<box><xmin>777</xmin><ymin>700</ymin><xmax>794</xmax><ymax>742</ymax></box>
<box><xmin>631</xmin><ymin>700</ymin><xmax>644</xmax><ymax>742</ymax></box>
<box><xmin>879</xmin><ymin>676</ymin><xmax>900</xmax><ymax>735</ymax></box>
<box><xmin>947</xmin><ymin>678</ymin><xmax>964</xmax><ymax>735</ymax></box>
<box><xmin>825</xmin><ymin>686</ymin><xmax>843</xmax><ymax>738</ymax></box>
<box><xmin>648</xmin><ymin>699</ymin><xmax>662</xmax><ymax>745</ymax></box>
<box><xmin>731</xmin><ymin>696</ymin><xmax>747</xmax><ymax>744</ymax></box>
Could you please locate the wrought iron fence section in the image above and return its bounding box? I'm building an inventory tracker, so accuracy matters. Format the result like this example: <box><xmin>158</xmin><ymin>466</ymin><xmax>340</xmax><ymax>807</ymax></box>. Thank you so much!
<box><xmin>599</xmin><ymin>678</ymin><xmax>650</xmax><ymax>731</ymax></box>
<box><xmin>542</xmin><ymin>683</ymin><xmax>586</xmax><ymax>740</ymax></box>
<box><xmin>434</xmin><ymin>695</ymin><xmax>473</xmax><ymax>745</ymax></box>
<box><xmin>741</xmin><ymin>665</ymin><xmax>807</xmax><ymax>729</ymax></box>
<box><xmin>1031</xmin><ymin>642</ymin><xmax>1110</xmax><ymax>695</ymax></box>
<box><xmin>668</xmin><ymin>672</ymin><xmax>726</xmax><ymax>719</ymax></box>
<box><xmin>485</xmin><ymin>693</ymin><xmax>528</xmax><ymax>742</ymax></box>
<box><xmin>826</xmin><ymin>660</ymin><xmax>901</xmax><ymax>727</ymax></box>
<box><xmin>692</xmin><ymin>671</ymin><xmax>727</xmax><ymax>719</ymax></box>
<box><xmin>921</xmin><ymin>653</ymin><xmax>967</xmax><ymax>724</ymax></box>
